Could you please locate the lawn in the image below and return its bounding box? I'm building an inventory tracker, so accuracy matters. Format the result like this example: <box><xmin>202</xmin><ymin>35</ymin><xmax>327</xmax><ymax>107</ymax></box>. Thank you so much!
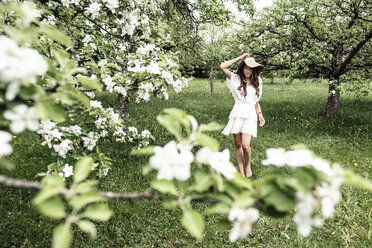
<box><xmin>1</xmin><ymin>78</ymin><xmax>371</xmax><ymax>247</ymax></box>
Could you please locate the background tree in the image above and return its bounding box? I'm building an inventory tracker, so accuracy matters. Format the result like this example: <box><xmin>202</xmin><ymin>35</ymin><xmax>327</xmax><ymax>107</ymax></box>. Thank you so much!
<box><xmin>236</xmin><ymin>0</ymin><xmax>371</xmax><ymax>118</ymax></box>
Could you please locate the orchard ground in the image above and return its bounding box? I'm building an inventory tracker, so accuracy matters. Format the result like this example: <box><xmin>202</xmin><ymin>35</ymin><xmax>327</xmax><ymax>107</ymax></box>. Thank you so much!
<box><xmin>1</xmin><ymin>78</ymin><xmax>371</xmax><ymax>247</ymax></box>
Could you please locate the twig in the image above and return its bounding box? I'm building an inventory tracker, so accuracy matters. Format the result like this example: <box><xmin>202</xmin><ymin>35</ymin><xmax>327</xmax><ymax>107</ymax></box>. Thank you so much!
<box><xmin>0</xmin><ymin>175</ymin><xmax>216</xmax><ymax>203</ymax></box>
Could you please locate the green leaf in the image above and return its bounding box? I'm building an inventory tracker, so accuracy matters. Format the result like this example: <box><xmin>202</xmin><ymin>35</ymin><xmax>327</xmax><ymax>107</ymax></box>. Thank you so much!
<box><xmin>73</xmin><ymin>157</ymin><xmax>94</xmax><ymax>183</ymax></box>
<box><xmin>157</xmin><ymin>115</ymin><xmax>181</xmax><ymax>140</ymax></box>
<box><xmin>77</xmin><ymin>220</ymin><xmax>96</xmax><ymax>238</ymax></box>
<box><xmin>163</xmin><ymin>108</ymin><xmax>190</xmax><ymax>129</ymax></box>
<box><xmin>75</xmin><ymin>180</ymin><xmax>98</xmax><ymax>194</ymax></box>
<box><xmin>230</xmin><ymin>173</ymin><xmax>253</xmax><ymax>191</ymax></box>
<box><xmin>260</xmin><ymin>184</ymin><xmax>294</xmax><ymax>212</ymax></box>
<box><xmin>233</xmin><ymin>192</ymin><xmax>255</xmax><ymax>209</ymax></box>
<box><xmin>196</xmin><ymin>133</ymin><xmax>219</xmax><ymax>152</ymax></box>
<box><xmin>198</xmin><ymin>122</ymin><xmax>223</xmax><ymax>132</ymax></box>
<box><xmin>204</xmin><ymin>203</ymin><xmax>230</xmax><ymax>214</ymax></box>
<box><xmin>35</xmin><ymin>100</ymin><xmax>66</xmax><ymax>123</ymax></box>
<box><xmin>37</xmin><ymin>197</ymin><xmax>66</xmax><ymax>219</ymax></box>
<box><xmin>69</xmin><ymin>191</ymin><xmax>106</xmax><ymax>212</ymax></box>
<box><xmin>181</xmin><ymin>210</ymin><xmax>205</xmax><ymax>240</ymax></box>
<box><xmin>53</xmin><ymin>224</ymin><xmax>72</xmax><ymax>248</ymax></box>
<box><xmin>151</xmin><ymin>179</ymin><xmax>178</xmax><ymax>195</ymax></box>
<box><xmin>130</xmin><ymin>146</ymin><xmax>154</xmax><ymax>156</ymax></box>
<box><xmin>40</xmin><ymin>26</ymin><xmax>73</xmax><ymax>47</ymax></box>
<box><xmin>191</xmin><ymin>172</ymin><xmax>214</xmax><ymax>193</ymax></box>
<box><xmin>341</xmin><ymin>169</ymin><xmax>372</xmax><ymax>191</ymax></box>
<box><xmin>142</xmin><ymin>164</ymin><xmax>152</xmax><ymax>176</ymax></box>
<box><xmin>33</xmin><ymin>176</ymin><xmax>64</xmax><ymax>204</ymax></box>
<box><xmin>162</xmin><ymin>199</ymin><xmax>178</xmax><ymax>209</ymax></box>
<box><xmin>82</xmin><ymin>204</ymin><xmax>112</xmax><ymax>221</ymax></box>
<box><xmin>77</xmin><ymin>75</ymin><xmax>102</xmax><ymax>91</ymax></box>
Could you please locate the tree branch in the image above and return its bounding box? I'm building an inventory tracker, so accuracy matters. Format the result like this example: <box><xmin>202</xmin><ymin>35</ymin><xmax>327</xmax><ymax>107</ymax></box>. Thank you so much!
<box><xmin>0</xmin><ymin>174</ymin><xmax>216</xmax><ymax>203</ymax></box>
<box><xmin>334</xmin><ymin>28</ymin><xmax>372</xmax><ymax>78</ymax></box>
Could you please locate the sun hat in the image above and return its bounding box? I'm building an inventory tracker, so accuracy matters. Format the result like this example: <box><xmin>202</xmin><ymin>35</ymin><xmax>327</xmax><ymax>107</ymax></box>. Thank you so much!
<box><xmin>237</xmin><ymin>57</ymin><xmax>264</xmax><ymax>74</ymax></box>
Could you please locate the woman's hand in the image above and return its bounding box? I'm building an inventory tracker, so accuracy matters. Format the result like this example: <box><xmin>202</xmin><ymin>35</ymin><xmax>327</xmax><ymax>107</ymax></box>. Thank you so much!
<box><xmin>240</xmin><ymin>53</ymin><xmax>250</xmax><ymax>60</ymax></box>
<box><xmin>259</xmin><ymin>114</ymin><xmax>265</xmax><ymax>127</ymax></box>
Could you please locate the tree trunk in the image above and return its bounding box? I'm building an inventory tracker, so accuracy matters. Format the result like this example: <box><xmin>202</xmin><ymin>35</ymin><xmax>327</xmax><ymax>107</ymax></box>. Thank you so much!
<box><xmin>118</xmin><ymin>96</ymin><xmax>130</xmax><ymax>128</ymax></box>
<box><xmin>323</xmin><ymin>80</ymin><xmax>340</xmax><ymax>118</ymax></box>
<box><xmin>209</xmin><ymin>75</ymin><xmax>213</xmax><ymax>94</ymax></box>
<box><xmin>282</xmin><ymin>76</ymin><xmax>286</xmax><ymax>91</ymax></box>
<box><xmin>271</xmin><ymin>77</ymin><xmax>274</xmax><ymax>84</ymax></box>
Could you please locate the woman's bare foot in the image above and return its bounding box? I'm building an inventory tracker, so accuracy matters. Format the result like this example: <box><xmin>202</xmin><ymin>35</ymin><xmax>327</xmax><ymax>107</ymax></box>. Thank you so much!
<box><xmin>245</xmin><ymin>164</ymin><xmax>252</xmax><ymax>178</ymax></box>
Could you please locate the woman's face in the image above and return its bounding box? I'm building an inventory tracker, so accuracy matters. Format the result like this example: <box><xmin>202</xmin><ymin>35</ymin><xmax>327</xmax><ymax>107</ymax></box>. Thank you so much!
<box><xmin>243</xmin><ymin>65</ymin><xmax>252</xmax><ymax>77</ymax></box>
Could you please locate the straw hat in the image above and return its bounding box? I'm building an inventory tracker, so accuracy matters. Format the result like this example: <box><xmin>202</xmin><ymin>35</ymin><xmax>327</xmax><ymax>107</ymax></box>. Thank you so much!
<box><xmin>237</xmin><ymin>57</ymin><xmax>264</xmax><ymax>74</ymax></box>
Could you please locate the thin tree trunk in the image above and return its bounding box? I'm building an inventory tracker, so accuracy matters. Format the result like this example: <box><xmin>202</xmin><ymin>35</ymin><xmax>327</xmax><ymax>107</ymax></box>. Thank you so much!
<box><xmin>282</xmin><ymin>76</ymin><xmax>286</xmax><ymax>91</ymax></box>
<box><xmin>323</xmin><ymin>79</ymin><xmax>340</xmax><ymax>118</ymax></box>
<box><xmin>271</xmin><ymin>77</ymin><xmax>274</xmax><ymax>84</ymax></box>
<box><xmin>118</xmin><ymin>95</ymin><xmax>130</xmax><ymax>128</ymax></box>
<box><xmin>209</xmin><ymin>75</ymin><xmax>213</xmax><ymax>94</ymax></box>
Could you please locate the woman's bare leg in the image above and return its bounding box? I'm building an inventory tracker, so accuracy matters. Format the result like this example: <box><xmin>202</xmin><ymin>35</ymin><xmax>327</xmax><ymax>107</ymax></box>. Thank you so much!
<box><xmin>242</xmin><ymin>134</ymin><xmax>252</xmax><ymax>177</ymax></box>
<box><xmin>233</xmin><ymin>133</ymin><xmax>244</xmax><ymax>177</ymax></box>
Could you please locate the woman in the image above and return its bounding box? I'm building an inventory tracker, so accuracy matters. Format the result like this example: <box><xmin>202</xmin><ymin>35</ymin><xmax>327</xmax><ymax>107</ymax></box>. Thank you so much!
<box><xmin>220</xmin><ymin>53</ymin><xmax>265</xmax><ymax>178</ymax></box>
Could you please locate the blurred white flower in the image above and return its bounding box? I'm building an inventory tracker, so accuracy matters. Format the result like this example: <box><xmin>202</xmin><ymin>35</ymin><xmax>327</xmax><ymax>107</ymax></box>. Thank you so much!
<box><xmin>3</xmin><ymin>104</ymin><xmax>39</xmax><ymax>133</ymax></box>
<box><xmin>90</xmin><ymin>100</ymin><xmax>102</xmax><ymax>108</ymax></box>
<box><xmin>316</xmin><ymin>177</ymin><xmax>343</xmax><ymax>218</ymax></box>
<box><xmin>0</xmin><ymin>131</ymin><xmax>13</xmax><ymax>157</ymax></box>
<box><xmin>285</xmin><ymin>149</ymin><xmax>313</xmax><ymax>167</ymax></box>
<box><xmin>228</xmin><ymin>207</ymin><xmax>259</xmax><ymax>242</ymax></box>
<box><xmin>262</xmin><ymin>148</ymin><xmax>286</xmax><ymax>167</ymax></box>
<box><xmin>294</xmin><ymin>191</ymin><xmax>323</xmax><ymax>237</ymax></box>
<box><xmin>61</xmin><ymin>125</ymin><xmax>82</xmax><ymax>136</ymax></box>
<box><xmin>146</xmin><ymin>61</ymin><xmax>161</xmax><ymax>75</ymax></box>
<box><xmin>197</xmin><ymin>147</ymin><xmax>237</xmax><ymax>180</ymax></box>
<box><xmin>149</xmin><ymin>140</ymin><xmax>193</xmax><ymax>181</ymax></box>
<box><xmin>113</xmin><ymin>86</ymin><xmax>127</xmax><ymax>97</ymax></box>
<box><xmin>0</xmin><ymin>36</ymin><xmax>48</xmax><ymax>100</ymax></box>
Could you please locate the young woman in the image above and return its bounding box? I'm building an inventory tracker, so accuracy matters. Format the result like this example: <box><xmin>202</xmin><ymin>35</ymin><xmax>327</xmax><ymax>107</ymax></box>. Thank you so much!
<box><xmin>220</xmin><ymin>53</ymin><xmax>265</xmax><ymax>178</ymax></box>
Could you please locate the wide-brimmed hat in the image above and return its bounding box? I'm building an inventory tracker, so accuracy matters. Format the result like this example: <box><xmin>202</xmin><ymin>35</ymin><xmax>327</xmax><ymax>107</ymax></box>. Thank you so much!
<box><xmin>237</xmin><ymin>57</ymin><xmax>264</xmax><ymax>74</ymax></box>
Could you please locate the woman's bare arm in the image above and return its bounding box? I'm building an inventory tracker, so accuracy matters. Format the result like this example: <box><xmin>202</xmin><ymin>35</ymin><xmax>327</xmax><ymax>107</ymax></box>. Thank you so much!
<box><xmin>220</xmin><ymin>53</ymin><xmax>250</xmax><ymax>79</ymax></box>
<box><xmin>255</xmin><ymin>102</ymin><xmax>265</xmax><ymax>127</ymax></box>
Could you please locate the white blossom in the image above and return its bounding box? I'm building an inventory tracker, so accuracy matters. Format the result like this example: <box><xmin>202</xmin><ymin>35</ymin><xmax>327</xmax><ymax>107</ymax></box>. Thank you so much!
<box><xmin>86</xmin><ymin>91</ymin><xmax>95</xmax><ymax>98</ymax></box>
<box><xmin>0</xmin><ymin>36</ymin><xmax>48</xmax><ymax>100</ymax></box>
<box><xmin>62</xmin><ymin>163</ymin><xmax>73</xmax><ymax>178</ymax></box>
<box><xmin>141</xmin><ymin>129</ymin><xmax>151</xmax><ymax>138</ymax></box>
<box><xmin>53</xmin><ymin>139</ymin><xmax>73</xmax><ymax>158</ymax></box>
<box><xmin>294</xmin><ymin>191</ymin><xmax>323</xmax><ymax>237</ymax></box>
<box><xmin>3</xmin><ymin>104</ymin><xmax>39</xmax><ymax>133</ymax></box>
<box><xmin>113</xmin><ymin>86</ymin><xmax>127</xmax><ymax>97</ymax></box>
<box><xmin>316</xmin><ymin>177</ymin><xmax>343</xmax><ymax>218</ymax></box>
<box><xmin>90</xmin><ymin>100</ymin><xmax>102</xmax><ymax>108</ymax></box>
<box><xmin>228</xmin><ymin>207</ymin><xmax>259</xmax><ymax>242</ymax></box>
<box><xmin>86</xmin><ymin>2</ymin><xmax>101</xmax><ymax>19</ymax></box>
<box><xmin>197</xmin><ymin>147</ymin><xmax>237</xmax><ymax>180</ymax></box>
<box><xmin>0</xmin><ymin>131</ymin><xmax>13</xmax><ymax>157</ymax></box>
<box><xmin>149</xmin><ymin>140</ymin><xmax>193</xmax><ymax>181</ymax></box>
<box><xmin>103</xmin><ymin>75</ymin><xmax>115</xmax><ymax>93</ymax></box>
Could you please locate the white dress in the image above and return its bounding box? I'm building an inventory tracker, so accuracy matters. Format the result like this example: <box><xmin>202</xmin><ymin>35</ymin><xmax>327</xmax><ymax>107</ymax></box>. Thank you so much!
<box><xmin>222</xmin><ymin>72</ymin><xmax>263</xmax><ymax>137</ymax></box>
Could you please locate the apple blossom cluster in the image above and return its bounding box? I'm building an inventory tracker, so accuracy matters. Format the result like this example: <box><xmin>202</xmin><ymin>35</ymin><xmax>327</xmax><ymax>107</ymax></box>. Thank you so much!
<box><xmin>228</xmin><ymin>207</ymin><xmax>259</xmax><ymax>242</ymax></box>
<box><xmin>197</xmin><ymin>147</ymin><xmax>237</xmax><ymax>180</ymax></box>
<box><xmin>262</xmin><ymin>148</ymin><xmax>343</xmax><ymax>236</ymax></box>
<box><xmin>149</xmin><ymin>141</ymin><xmax>238</xmax><ymax>182</ymax></box>
<box><xmin>0</xmin><ymin>36</ymin><xmax>48</xmax><ymax>101</ymax></box>
<box><xmin>3</xmin><ymin>104</ymin><xmax>40</xmax><ymax>134</ymax></box>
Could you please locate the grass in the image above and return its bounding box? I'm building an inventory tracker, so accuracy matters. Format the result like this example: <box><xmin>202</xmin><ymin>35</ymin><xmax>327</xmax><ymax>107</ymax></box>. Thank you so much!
<box><xmin>1</xmin><ymin>78</ymin><xmax>371</xmax><ymax>247</ymax></box>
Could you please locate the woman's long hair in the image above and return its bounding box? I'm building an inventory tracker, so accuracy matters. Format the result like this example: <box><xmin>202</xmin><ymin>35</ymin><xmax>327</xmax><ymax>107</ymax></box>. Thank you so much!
<box><xmin>236</xmin><ymin>65</ymin><xmax>261</xmax><ymax>97</ymax></box>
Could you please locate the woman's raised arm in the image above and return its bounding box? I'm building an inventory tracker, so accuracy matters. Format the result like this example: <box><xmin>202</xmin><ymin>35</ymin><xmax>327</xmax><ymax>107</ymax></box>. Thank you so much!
<box><xmin>219</xmin><ymin>53</ymin><xmax>250</xmax><ymax>79</ymax></box>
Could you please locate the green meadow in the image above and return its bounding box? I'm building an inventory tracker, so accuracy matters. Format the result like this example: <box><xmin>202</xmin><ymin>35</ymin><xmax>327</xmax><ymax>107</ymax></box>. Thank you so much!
<box><xmin>1</xmin><ymin>78</ymin><xmax>371</xmax><ymax>247</ymax></box>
